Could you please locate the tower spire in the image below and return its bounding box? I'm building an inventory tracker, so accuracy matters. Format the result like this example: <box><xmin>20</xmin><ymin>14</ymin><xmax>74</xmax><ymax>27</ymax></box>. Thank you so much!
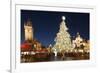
<box><xmin>77</xmin><ymin>32</ymin><xmax>80</xmax><ymax>37</ymax></box>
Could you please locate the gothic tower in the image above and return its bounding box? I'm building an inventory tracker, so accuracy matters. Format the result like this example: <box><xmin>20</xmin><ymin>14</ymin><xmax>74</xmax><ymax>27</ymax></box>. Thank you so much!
<box><xmin>24</xmin><ymin>20</ymin><xmax>33</xmax><ymax>41</ymax></box>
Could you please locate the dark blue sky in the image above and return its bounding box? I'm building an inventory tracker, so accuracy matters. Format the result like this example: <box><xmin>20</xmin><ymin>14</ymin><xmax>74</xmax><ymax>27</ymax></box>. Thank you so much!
<box><xmin>21</xmin><ymin>10</ymin><xmax>89</xmax><ymax>47</ymax></box>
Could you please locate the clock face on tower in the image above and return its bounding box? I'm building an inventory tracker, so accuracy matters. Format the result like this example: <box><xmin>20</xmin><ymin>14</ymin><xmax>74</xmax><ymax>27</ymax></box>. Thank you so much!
<box><xmin>24</xmin><ymin>23</ymin><xmax>33</xmax><ymax>41</ymax></box>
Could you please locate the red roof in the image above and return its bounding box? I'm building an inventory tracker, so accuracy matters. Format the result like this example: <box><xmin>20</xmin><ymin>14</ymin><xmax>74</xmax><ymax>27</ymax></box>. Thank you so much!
<box><xmin>21</xmin><ymin>41</ymin><xmax>48</xmax><ymax>52</ymax></box>
<box><xmin>21</xmin><ymin>43</ymin><xmax>32</xmax><ymax>52</ymax></box>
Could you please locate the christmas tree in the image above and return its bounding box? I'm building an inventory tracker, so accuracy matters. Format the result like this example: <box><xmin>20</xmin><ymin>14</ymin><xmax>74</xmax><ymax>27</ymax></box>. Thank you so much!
<box><xmin>52</xmin><ymin>16</ymin><xmax>72</xmax><ymax>53</ymax></box>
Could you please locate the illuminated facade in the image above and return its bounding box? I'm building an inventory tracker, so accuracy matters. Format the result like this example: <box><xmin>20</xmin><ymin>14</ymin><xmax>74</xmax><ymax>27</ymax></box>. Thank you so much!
<box><xmin>24</xmin><ymin>20</ymin><xmax>33</xmax><ymax>41</ymax></box>
<box><xmin>72</xmin><ymin>32</ymin><xmax>83</xmax><ymax>48</ymax></box>
<box><xmin>72</xmin><ymin>32</ymin><xmax>90</xmax><ymax>53</ymax></box>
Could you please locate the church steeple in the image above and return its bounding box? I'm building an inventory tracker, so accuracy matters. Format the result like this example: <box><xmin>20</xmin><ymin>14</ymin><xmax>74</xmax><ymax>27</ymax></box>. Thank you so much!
<box><xmin>77</xmin><ymin>32</ymin><xmax>81</xmax><ymax>38</ymax></box>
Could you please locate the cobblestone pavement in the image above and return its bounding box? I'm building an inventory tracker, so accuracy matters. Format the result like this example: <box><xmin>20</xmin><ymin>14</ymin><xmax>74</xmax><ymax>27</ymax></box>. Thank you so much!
<box><xmin>21</xmin><ymin>53</ymin><xmax>89</xmax><ymax>63</ymax></box>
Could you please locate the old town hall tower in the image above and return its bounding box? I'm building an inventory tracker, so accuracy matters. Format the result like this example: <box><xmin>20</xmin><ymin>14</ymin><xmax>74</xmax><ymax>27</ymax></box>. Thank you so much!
<box><xmin>24</xmin><ymin>20</ymin><xmax>33</xmax><ymax>41</ymax></box>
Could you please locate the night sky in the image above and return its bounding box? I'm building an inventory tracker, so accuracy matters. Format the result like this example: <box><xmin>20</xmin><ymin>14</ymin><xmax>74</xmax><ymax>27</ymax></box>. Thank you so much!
<box><xmin>21</xmin><ymin>10</ymin><xmax>89</xmax><ymax>47</ymax></box>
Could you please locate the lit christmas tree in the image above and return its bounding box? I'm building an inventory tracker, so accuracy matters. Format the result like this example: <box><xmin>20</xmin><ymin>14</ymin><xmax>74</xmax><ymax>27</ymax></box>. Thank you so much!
<box><xmin>52</xmin><ymin>16</ymin><xmax>72</xmax><ymax>53</ymax></box>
